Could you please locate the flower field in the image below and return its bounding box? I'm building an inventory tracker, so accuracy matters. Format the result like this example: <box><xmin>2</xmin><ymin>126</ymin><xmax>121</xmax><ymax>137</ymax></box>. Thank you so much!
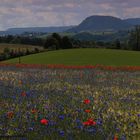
<box><xmin>0</xmin><ymin>64</ymin><xmax>140</xmax><ymax>140</ymax></box>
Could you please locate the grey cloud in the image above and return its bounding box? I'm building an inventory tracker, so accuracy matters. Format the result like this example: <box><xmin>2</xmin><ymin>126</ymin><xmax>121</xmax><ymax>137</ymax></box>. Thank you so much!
<box><xmin>0</xmin><ymin>0</ymin><xmax>140</xmax><ymax>30</ymax></box>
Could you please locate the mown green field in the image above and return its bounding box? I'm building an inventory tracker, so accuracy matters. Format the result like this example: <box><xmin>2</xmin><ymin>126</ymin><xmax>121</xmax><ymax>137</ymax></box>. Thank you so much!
<box><xmin>4</xmin><ymin>48</ymin><xmax>140</xmax><ymax>66</ymax></box>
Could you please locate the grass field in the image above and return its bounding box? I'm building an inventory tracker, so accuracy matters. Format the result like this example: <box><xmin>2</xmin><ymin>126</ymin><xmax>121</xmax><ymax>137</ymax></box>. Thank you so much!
<box><xmin>0</xmin><ymin>43</ymin><xmax>43</xmax><ymax>53</ymax></box>
<box><xmin>4</xmin><ymin>48</ymin><xmax>140</xmax><ymax>66</ymax></box>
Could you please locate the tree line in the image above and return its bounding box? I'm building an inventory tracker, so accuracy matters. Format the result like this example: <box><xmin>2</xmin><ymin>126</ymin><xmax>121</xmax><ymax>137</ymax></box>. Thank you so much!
<box><xmin>0</xmin><ymin>36</ymin><xmax>44</xmax><ymax>46</ymax></box>
<box><xmin>44</xmin><ymin>33</ymin><xmax>73</xmax><ymax>50</ymax></box>
<box><xmin>0</xmin><ymin>25</ymin><xmax>139</xmax><ymax>61</ymax></box>
<box><xmin>43</xmin><ymin>27</ymin><xmax>140</xmax><ymax>51</ymax></box>
<box><xmin>0</xmin><ymin>26</ymin><xmax>140</xmax><ymax>51</ymax></box>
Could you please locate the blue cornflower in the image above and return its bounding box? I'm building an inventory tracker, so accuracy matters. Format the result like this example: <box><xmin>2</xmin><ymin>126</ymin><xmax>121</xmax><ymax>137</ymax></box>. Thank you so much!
<box><xmin>86</xmin><ymin>127</ymin><xmax>96</xmax><ymax>134</ymax></box>
<box><xmin>116</xmin><ymin>128</ymin><xmax>120</xmax><ymax>132</ymax></box>
<box><xmin>75</xmin><ymin>119</ymin><xmax>81</xmax><ymax>123</ymax></box>
<box><xmin>48</xmin><ymin>121</ymin><xmax>57</xmax><ymax>126</ymax></box>
<box><xmin>28</xmin><ymin>127</ymin><xmax>34</xmax><ymax>131</ymax></box>
<box><xmin>59</xmin><ymin>115</ymin><xmax>65</xmax><ymax>120</ymax></box>
<box><xmin>59</xmin><ymin>130</ymin><xmax>65</xmax><ymax>136</ymax></box>
<box><xmin>97</xmin><ymin>118</ymin><xmax>103</xmax><ymax>125</ymax></box>
<box><xmin>77</xmin><ymin>125</ymin><xmax>83</xmax><ymax>130</ymax></box>
<box><xmin>120</xmin><ymin>135</ymin><xmax>126</xmax><ymax>140</ymax></box>
<box><xmin>76</xmin><ymin>109</ymin><xmax>82</xmax><ymax>113</ymax></box>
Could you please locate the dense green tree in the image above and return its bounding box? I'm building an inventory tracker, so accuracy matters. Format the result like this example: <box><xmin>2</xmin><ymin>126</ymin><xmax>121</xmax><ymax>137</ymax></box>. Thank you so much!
<box><xmin>129</xmin><ymin>26</ymin><xmax>140</xmax><ymax>51</ymax></box>
<box><xmin>11</xmin><ymin>36</ymin><xmax>21</xmax><ymax>44</ymax></box>
<box><xmin>44</xmin><ymin>37</ymin><xmax>59</xmax><ymax>50</ymax></box>
<box><xmin>44</xmin><ymin>33</ymin><xmax>73</xmax><ymax>50</ymax></box>
<box><xmin>52</xmin><ymin>33</ymin><xmax>62</xmax><ymax>49</ymax></box>
<box><xmin>115</xmin><ymin>39</ymin><xmax>121</xmax><ymax>49</ymax></box>
<box><xmin>96</xmin><ymin>41</ymin><xmax>105</xmax><ymax>47</ymax></box>
<box><xmin>6</xmin><ymin>35</ymin><xmax>14</xmax><ymax>43</ymax></box>
<box><xmin>62</xmin><ymin>36</ymin><xmax>73</xmax><ymax>49</ymax></box>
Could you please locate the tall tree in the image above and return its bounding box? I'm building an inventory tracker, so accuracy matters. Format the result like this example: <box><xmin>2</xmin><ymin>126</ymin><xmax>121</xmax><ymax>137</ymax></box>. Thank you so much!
<box><xmin>115</xmin><ymin>39</ymin><xmax>121</xmax><ymax>49</ymax></box>
<box><xmin>62</xmin><ymin>36</ymin><xmax>73</xmax><ymax>49</ymax></box>
<box><xmin>129</xmin><ymin>26</ymin><xmax>140</xmax><ymax>51</ymax></box>
<box><xmin>52</xmin><ymin>33</ymin><xmax>62</xmax><ymax>49</ymax></box>
<box><xmin>44</xmin><ymin>37</ymin><xmax>59</xmax><ymax>50</ymax></box>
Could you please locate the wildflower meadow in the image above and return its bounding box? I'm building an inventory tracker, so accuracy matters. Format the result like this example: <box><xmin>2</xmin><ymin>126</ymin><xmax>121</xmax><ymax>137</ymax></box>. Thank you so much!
<box><xmin>0</xmin><ymin>64</ymin><xmax>140</xmax><ymax>140</ymax></box>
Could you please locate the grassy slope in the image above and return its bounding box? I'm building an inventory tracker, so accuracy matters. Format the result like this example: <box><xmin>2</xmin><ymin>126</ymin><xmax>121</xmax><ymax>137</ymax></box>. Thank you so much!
<box><xmin>4</xmin><ymin>48</ymin><xmax>140</xmax><ymax>66</ymax></box>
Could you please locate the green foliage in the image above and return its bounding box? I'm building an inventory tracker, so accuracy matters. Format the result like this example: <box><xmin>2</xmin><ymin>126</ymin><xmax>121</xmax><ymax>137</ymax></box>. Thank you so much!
<box><xmin>62</xmin><ymin>36</ymin><xmax>73</xmax><ymax>49</ymax></box>
<box><xmin>52</xmin><ymin>33</ymin><xmax>62</xmax><ymax>49</ymax></box>
<box><xmin>44</xmin><ymin>33</ymin><xmax>73</xmax><ymax>50</ymax></box>
<box><xmin>44</xmin><ymin>37</ymin><xmax>59</xmax><ymax>50</ymax></box>
<box><xmin>128</xmin><ymin>26</ymin><xmax>140</xmax><ymax>51</ymax></box>
<box><xmin>115</xmin><ymin>39</ymin><xmax>121</xmax><ymax>49</ymax></box>
<box><xmin>0</xmin><ymin>36</ymin><xmax>44</xmax><ymax>46</ymax></box>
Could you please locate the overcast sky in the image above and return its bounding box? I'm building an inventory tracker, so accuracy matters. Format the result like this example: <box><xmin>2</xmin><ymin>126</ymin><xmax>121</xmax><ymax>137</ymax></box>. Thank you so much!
<box><xmin>0</xmin><ymin>0</ymin><xmax>140</xmax><ymax>30</ymax></box>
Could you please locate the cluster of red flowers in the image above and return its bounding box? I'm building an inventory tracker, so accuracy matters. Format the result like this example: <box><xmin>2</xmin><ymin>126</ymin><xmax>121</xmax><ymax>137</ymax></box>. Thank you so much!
<box><xmin>83</xmin><ymin>99</ymin><xmax>95</xmax><ymax>126</ymax></box>
<box><xmin>84</xmin><ymin>99</ymin><xmax>91</xmax><ymax>113</ymax></box>
<box><xmin>83</xmin><ymin>118</ymin><xmax>96</xmax><ymax>126</ymax></box>
<box><xmin>7</xmin><ymin>111</ymin><xmax>14</xmax><ymax>119</ymax></box>
<box><xmin>0</xmin><ymin>63</ymin><xmax>140</xmax><ymax>71</ymax></box>
<box><xmin>30</xmin><ymin>108</ymin><xmax>48</xmax><ymax>125</ymax></box>
<box><xmin>83</xmin><ymin>98</ymin><xmax>118</xmax><ymax>139</ymax></box>
<box><xmin>83</xmin><ymin>99</ymin><xmax>90</xmax><ymax>104</ymax></box>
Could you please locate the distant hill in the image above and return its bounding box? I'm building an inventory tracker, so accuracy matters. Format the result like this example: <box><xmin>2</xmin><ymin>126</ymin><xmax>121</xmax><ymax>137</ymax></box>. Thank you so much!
<box><xmin>68</xmin><ymin>15</ymin><xmax>132</xmax><ymax>32</ymax></box>
<box><xmin>124</xmin><ymin>18</ymin><xmax>140</xmax><ymax>25</ymax></box>
<box><xmin>0</xmin><ymin>26</ymin><xmax>74</xmax><ymax>35</ymax></box>
<box><xmin>1</xmin><ymin>15</ymin><xmax>140</xmax><ymax>36</ymax></box>
<box><xmin>73</xmin><ymin>32</ymin><xmax>95</xmax><ymax>41</ymax></box>
<box><xmin>72</xmin><ymin>31</ymin><xmax>129</xmax><ymax>41</ymax></box>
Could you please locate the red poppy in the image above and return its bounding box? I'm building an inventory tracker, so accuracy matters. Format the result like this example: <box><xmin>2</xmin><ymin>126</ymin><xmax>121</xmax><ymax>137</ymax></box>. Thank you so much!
<box><xmin>88</xmin><ymin>118</ymin><xmax>94</xmax><ymax>122</ymax></box>
<box><xmin>114</xmin><ymin>135</ymin><xmax>118</xmax><ymax>140</ymax></box>
<box><xmin>90</xmin><ymin>121</ymin><xmax>96</xmax><ymax>125</ymax></box>
<box><xmin>83</xmin><ymin>121</ymin><xmax>90</xmax><ymax>126</ymax></box>
<box><xmin>21</xmin><ymin>92</ymin><xmax>26</xmax><ymax>97</ymax></box>
<box><xmin>88</xmin><ymin>118</ymin><xmax>96</xmax><ymax>125</ymax></box>
<box><xmin>7</xmin><ymin>111</ymin><xmax>14</xmax><ymax>119</ymax></box>
<box><xmin>83</xmin><ymin>99</ymin><xmax>90</xmax><ymax>104</ymax></box>
<box><xmin>85</xmin><ymin>109</ymin><xmax>91</xmax><ymax>113</ymax></box>
<box><xmin>83</xmin><ymin>118</ymin><xmax>96</xmax><ymax>126</ymax></box>
<box><xmin>40</xmin><ymin>119</ymin><xmax>48</xmax><ymax>125</ymax></box>
<box><xmin>31</xmin><ymin>109</ymin><xmax>37</xmax><ymax>114</ymax></box>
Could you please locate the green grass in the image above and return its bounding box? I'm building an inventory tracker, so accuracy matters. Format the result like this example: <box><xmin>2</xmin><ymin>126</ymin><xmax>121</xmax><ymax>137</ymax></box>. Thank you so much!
<box><xmin>4</xmin><ymin>48</ymin><xmax>140</xmax><ymax>66</ymax></box>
